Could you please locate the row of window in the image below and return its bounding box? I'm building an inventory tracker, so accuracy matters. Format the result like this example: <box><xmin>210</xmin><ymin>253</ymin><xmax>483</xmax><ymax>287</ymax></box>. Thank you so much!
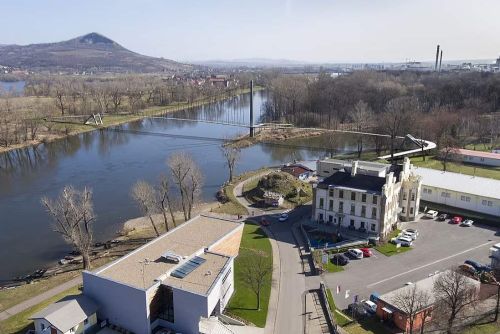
<box><xmin>402</xmin><ymin>192</ymin><xmax>416</xmax><ymax>201</ymax></box>
<box><xmin>401</xmin><ymin>206</ymin><xmax>414</xmax><ymax>215</ymax></box>
<box><xmin>328</xmin><ymin>188</ymin><xmax>378</xmax><ymax>204</ymax></box>
<box><xmin>423</xmin><ymin>187</ymin><xmax>495</xmax><ymax>207</ymax></box>
<box><xmin>319</xmin><ymin>198</ymin><xmax>377</xmax><ymax>218</ymax></box>
<box><xmin>318</xmin><ymin>214</ymin><xmax>377</xmax><ymax>232</ymax></box>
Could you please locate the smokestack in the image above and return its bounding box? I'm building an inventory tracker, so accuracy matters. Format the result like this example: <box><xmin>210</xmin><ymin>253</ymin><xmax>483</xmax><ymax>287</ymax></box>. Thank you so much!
<box><xmin>435</xmin><ymin>44</ymin><xmax>440</xmax><ymax>71</ymax></box>
<box><xmin>439</xmin><ymin>49</ymin><xmax>443</xmax><ymax>72</ymax></box>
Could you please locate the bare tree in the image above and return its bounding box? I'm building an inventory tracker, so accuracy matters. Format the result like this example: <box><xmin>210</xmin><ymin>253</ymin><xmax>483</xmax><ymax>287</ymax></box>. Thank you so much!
<box><xmin>41</xmin><ymin>186</ymin><xmax>95</xmax><ymax>270</ymax></box>
<box><xmin>433</xmin><ymin>269</ymin><xmax>478</xmax><ymax>333</ymax></box>
<box><xmin>131</xmin><ymin>181</ymin><xmax>160</xmax><ymax>236</ymax></box>
<box><xmin>158</xmin><ymin>175</ymin><xmax>177</xmax><ymax>230</ymax></box>
<box><xmin>438</xmin><ymin>135</ymin><xmax>459</xmax><ymax>172</ymax></box>
<box><xmin>167</xmin><ymin>152</ymin><xmax>203</xmax><ymax>221</ymax></box>
<box><xmin>241</xmin><ymin>252</ymin><xmax>273</xmax><ymax>310</ymax></box>
<box><xmin>350</xmin><ymin>100</ymin><xmax>373</xmax><ymax>158</ymax></box>
<box><xmin>221</xmin><ymin>143</ymin><xmax>240</xmax><ymax>183</ymax></box>
<box><xmin>392</xmin><ymin>284</ymin><xmax>430</xmax><ymax>334</ymax></box>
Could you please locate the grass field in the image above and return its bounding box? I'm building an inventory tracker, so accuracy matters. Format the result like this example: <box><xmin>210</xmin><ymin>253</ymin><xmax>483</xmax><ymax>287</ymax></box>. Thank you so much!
<box><xmin>0</xmin><ymin>286</ymin><xmax>81</xmax><ymax>334</ymax></box>
<box><xmin>226</xmin><ymin>223</ymin><xmax>273</xmax><ymax>327</ymax></box>
<box><xmin>411</xmin><ymin>155</ymin><xmax>500</xmax><ymax>180</ymax></box>
<box><xmin>343</xmin><ymin>318</ymin><xmax>389</xmax><ymax>334</ymax></box>
<box><xmin>323</xmin><ymin>261</ymin><xmax>345</xmax><ymax>273</ymax></box>
<box><xmin>374</xmin><ymin>229</ymin><xmax>412</xmax><ymax>256</ymax></box>
<box><xmin>326</xmin><ymin>288</ymin><xmax>352</xmax><ymax>327</ymax></box>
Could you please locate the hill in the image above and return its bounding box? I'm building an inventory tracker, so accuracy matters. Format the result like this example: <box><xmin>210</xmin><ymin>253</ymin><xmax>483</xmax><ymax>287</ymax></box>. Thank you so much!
<box><xmin>0</xmin><ymin>33</ymin><xmax>192</xmax><ymax>73</ymax></box>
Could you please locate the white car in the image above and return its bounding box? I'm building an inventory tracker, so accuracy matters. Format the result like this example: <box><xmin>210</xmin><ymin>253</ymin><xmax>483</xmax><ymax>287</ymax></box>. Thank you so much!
<box><xmin>347</xmin><ymin>248</ymin><xmax>363</xmax><ymax>259</ymax></box>
<box><xmin>425</xmin><ymin>210</ymin><xmax>438</xmax><ymax>219</ymax></box>
<box><xmin>401</xmin><ymin>229</ymin><xmax>418</xmax><ymax>240</ymax></box>
<box><xmin>391</xmin><ymin>236</ymin><xmax>412</xmax><ymax>247</ymax></box>
<box><xmin>362</xmin><ymin>300</ymin><xmax>377</xmax><ymax>313</ymax></box>
<box><xmin>278</xmin><ymin>213</ymin><xmax>289</xmax><ymax>222</ymax></box>
<box><xmin>461</xmin><ymin>219</ymin><xmax>474</xmax><ymax>227</ymax></box>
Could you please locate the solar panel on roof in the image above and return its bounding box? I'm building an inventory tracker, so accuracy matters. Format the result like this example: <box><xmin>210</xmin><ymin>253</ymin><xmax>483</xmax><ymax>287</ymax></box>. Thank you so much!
<box><xmin>171</xmin><ymin>256</ymin><xmax>207</xmax><ymax>279</ymax></box>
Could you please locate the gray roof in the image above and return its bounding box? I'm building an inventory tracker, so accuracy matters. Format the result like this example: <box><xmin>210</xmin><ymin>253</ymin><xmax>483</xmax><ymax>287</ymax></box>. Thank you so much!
<box><xmin>317</xmin><ymin>171</ymin><xmax>386</xmax><ymax>194</ymax></box>
<box><xmin>414</xmin><ymin>167</ymin><xmax>500</xmax><ymax>199</ymax></box>
<box><xmin>30</xmin><ymin>295</ymin><xmax>98</xmax><ymax>333</ymax></box>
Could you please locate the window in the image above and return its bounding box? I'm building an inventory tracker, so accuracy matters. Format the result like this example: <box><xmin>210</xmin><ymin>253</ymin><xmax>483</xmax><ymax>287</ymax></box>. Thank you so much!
<box><xmin>84</xmin><ymin>319</ymin><xmax>89</xmax><ymax>325</ymax></box>
<box><xmin>328</xmin><ymin>215</ymin><xmax>333</xmax><ymax>223</ymax></box>
<box><xmin>482</xmin><ymin>199</ymin><xmax>487</xmax><ymax>205</ymax></box>
<box><xmin>371</xmin><ymin>207</ymin><xmax>377</xmax><ymax>219</ymax></box>
<box><xmin>222</xmin><ymin>268</ymin><xmax>232</xmax><ymax>284</ymax></box>
<box><xmin>361</xmin><ymin>205</ymin><xmax>366</xmax><ymax>217</ymax></box>
<box><xmin>410</xmin><ymin>207</ymin><xmax>414</xmax><ymax>215</ymax></box>
<box><xmin>339</xmin><ymin>201</ymin><xmax>344</xmax><ymax>213</ymax></box>
<box><xmin>329</xmin><ymin>199</ymin><xmax>334</xmax><ymax>211</ymax></box>
<box><xmin>329</xmin><ymin>189</ymin><xmax>334</xmax><ymax>197</ymax></box>
<box><xmin>372</xmin><ymin>195</ymin><xmax>377</xmax><ymax>205</ymax></box>
<box><xmin>319</xmin><ymin>213</ymin><xmax>324</xmax><ymax>221</ymax></box>
<box><xmin>339</xmin><ymin>190</ymin><xmax>344</xmax><ymax>199</ymax></box>
<box><xmin>350</xmin><ymin>204</ymin><xmax>355</xmax><ymax>215</ymax></box>
<box><xmin>402</xmin><ymin>206</ymin><xmax>406</xmax><ymax>213</ymax></box>
<box><xmin>41</xmin><ymin>324</ymin><xmax>45</xmax><ymax>331</ymax></box>
<box><xmin>351</xmin><ymin>192</ymin><xmax>356</xmax><ymax>201</ymax></box>
<box><xmin>488</xmin><ymin>201</ymin><xmax>493</xmax><ymax>207</ymax></box>
<box><xmin>350</xmin><ymin>219</ymin><xmax>355</xmax><ymax>227</ymax></box>
<box><xmin>423</xmin><ymin>188</ymin><xmax>432</xmax><ymax>194</ymax></box>
<box><xmin>360</xmin><ymin>221</ymin><xmax>365</xmax><ymax>228</ymax></box>
<box><xmin>319</xmin><ymin>198</ymin><xmax>324</xmax><ymax>209</ymax></box>
<box><xmin>441</xmin><ymin>192</ymin><xmax>450</xmax><ymax>198</ymax></box>
<box><xmin>403</xmin><ymin>192</ymin><xmax>407</xmax><ymax>200</ymax></box>
<box><xmin>362</xmin><ymin>194</ymin><xmax>367</xmax><ymax>203</ymax></box>
<box><xmin>411</xmin><ymin>193</ymin><xmax>415</xmax><ymax>201</ymax></box>
<box><xmin>371</xmin><ymin>223</ymin><xmax>376</xmax><ymax>232</ymax></box>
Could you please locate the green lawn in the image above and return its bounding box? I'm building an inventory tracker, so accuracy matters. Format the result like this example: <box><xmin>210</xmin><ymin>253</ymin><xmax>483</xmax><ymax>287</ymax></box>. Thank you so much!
<box><xmin>461</xmin><ymin>321</ymin><xmax>500</xmax><ymax>334</ymax></box>
<box><xmin>326</xmin><ymin>288</ymin><xmax>352</xmax><ymax>327</ymax></box>
<box><xmin>375</xmin><ymin>229</ymin><xmax>412</xmax><ymax>256</ymax></box>
<box><xmin>411</xmin><ymin>155</ymin><xmax>500</xmax><ymax>180</ymax></box>
<box><xmin>226</xmin><ymin>223</ymin><xmax>273</xmax><ymax>327</ymax></box>
<box><xmin>323</xmin><ymin>261</ymin><xmax>345</xmax><ymax>273</ymax></box>
<box><xmin>0</xmin><ymin>286</ymin><xmax>81</xmax><ymax>334</ymax></box>
<box><xmin>343</xmin><ymin>318</ymin><xmax>389</xmax><ymax>334</ymax></box>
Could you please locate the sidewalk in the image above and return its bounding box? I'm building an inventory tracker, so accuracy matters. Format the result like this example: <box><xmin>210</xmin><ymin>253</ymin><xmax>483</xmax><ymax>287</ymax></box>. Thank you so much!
<box><xmin>0</xmin><ymin>276</ymin><xmax>82</xmax><ymax>321</ymax></box>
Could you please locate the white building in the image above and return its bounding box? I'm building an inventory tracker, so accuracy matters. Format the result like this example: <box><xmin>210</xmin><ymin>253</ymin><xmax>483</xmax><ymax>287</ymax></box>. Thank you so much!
<box><xmin>415</xmin><ymin>167</ymin><xmax>500</xmax><ymax>217</ymax></box>
<box><xmin>450</xmin><ymin>148</ymin><xmax>500</xmax><ymax>167</ymax></box>
<box><xmin>312</xmin><ymin>158</ymin><xmax>421</xmax><ymax>238</ymax></box>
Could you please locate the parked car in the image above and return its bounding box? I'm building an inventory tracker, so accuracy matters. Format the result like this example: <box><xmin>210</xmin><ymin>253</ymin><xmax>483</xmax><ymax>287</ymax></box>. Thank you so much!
<box><xmin>425</xmin><ymin>210</ymin><xmax>439</xmax><ymax>219</ymax></box>
<box><xmin>360</xmin><ymin>248</ymin><xmax>373</xmax><ymax>257</ymax></box>
<box><xmin>404</xmin><ymin>228</ymin><xmax>419</xmax><ymax>238</ymax></box>
<box><xmin>464</xmin><ymin>260</ymin><xmax>491</xmax><ymax>272</ymax></box>
<box><xmin>331</xmin><ymin>254</ymin><xmax>350</xmax><ymax>266</ymax></box>
<box><xmin>459</xmin><ymin>263</ymin><xmax>477</xmax><ymax>276</ymax></box>
<box><xmin>260</xmin><ymin>218</ymin><xmax>270</xmax><ymax>226</ymax></box>
<box><xmin>451</xmin><ymin>216</ymin><xmax>463</xmax><ymax>224</ymax></box>
<box><xmin>437</xmin><ymin>213</ymin><xmax>449</xmax><ymax>221</ymax></box>
<box><xmin>278</xmin><ymin>213</ymin><xmax>289</xmax><ymax>222</ymax></box>
<box><xmin>461</xmin><ymin>219</ymin><xmax>474</xmax><ymax>227</ymax></box>
<box><xmin>362</xmin><ymin>300</ymin><xmax>377</xmax><ymax>314</ymax></box>
<box><xmin>401</xmin><ymin>229</ymin><xmax>418</xmax><ymax>240</ymax></box>
<box><xmin>348</xmin><ymin>302</ymin><xmax>368</xmax><ymax>317</ymax></box>
<box><xmin>392</xmin><ymin>236</ymin><xmax>413</xmax><ymax>247</ymax></box>
<box><xmin>347</xmin><ymin>248</ymin><xmax>364</xmax><ymax>259</ymax></box>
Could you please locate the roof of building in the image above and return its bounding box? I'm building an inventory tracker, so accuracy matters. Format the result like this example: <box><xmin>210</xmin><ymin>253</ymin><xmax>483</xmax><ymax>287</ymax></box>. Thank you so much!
<box><xmin>95</xmin><ymin>215</ymin><xmax>242</xmax><ymax>290</ymax></box>
<box><xmin>281</xmin><ymin>165</ymin><xmax>313</xmax><ymax>177</ymax></box>
<box><xmin>454</xmin><ymin>148</ymin><xmax>500</xmax><ymax>160</ymax></box>
<box><xmin>379</xmin><ymin>271</ymin><xmax>480</xmax><ymax>314</ymax></box>
<box><xmin>415</xmin><ymin>167</ymin><xmax>500</xmax><ymax>199</ymax></box>
<box><xmin>30</xmin><ymin>295</ymin><xmax>98</xmax><ymax>333</ymax></box>
<box><xmin>317</xmin><ymin>171</ymin><xmax>386</xmax><ymax>194</ymax></box>
<box><xmin>164</xmin><ymin>252</ymin><xmax>231</xmax><ymax>295</ymax></box>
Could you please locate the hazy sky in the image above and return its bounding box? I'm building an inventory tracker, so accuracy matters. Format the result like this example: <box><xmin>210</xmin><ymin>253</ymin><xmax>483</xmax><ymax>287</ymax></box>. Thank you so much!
<box><xmin>1</xmin><ymin>0</ymin><xmax>499</xmax><ymax>63</ymax></box>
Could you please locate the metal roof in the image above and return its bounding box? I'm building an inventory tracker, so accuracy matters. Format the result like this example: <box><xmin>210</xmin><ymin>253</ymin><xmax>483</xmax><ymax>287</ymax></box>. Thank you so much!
<box><xmin>415</xmin><ymin>167</ymin><xmax>500</xmax><ymax>199</ymax></box>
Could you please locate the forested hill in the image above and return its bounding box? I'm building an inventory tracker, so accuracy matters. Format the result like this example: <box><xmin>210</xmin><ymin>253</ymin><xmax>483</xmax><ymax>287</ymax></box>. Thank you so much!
<box><xmin>0</xmin><ymin>33</ymin><xmax>192</xmax><ymax>73</ymax></box>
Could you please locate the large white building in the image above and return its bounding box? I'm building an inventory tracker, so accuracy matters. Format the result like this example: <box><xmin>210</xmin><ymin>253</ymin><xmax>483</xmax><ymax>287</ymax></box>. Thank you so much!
<box><xmin>415</xmin><ymin>167</ymin><xmax>500</xmax><ymax>217</ymax></box>
<box><xmin>450</xmin><ymin>148</ymin><xmax>500</xmax><ymax>167</ymax></box>
<box><xmin>31</xmin><ymin>215</ymin><xmax>244</xmax><ymax>334</ymax></box>
<box><xmin>312</xmin><ymin>158</ymin><xmax>421</xmax><ymax>238</ymax></box>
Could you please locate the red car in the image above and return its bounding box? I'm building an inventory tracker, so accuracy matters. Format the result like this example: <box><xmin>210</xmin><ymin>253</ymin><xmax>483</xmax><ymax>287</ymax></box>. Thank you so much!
<box><xmin>360</xmin><ymin>248</ymin><xmax>373</xmax><ymax>257</ymax></box>
<box><xmin>451</xmin><ymin>216</ymin><xmax>463</xmax><ymax>224</ymax></box>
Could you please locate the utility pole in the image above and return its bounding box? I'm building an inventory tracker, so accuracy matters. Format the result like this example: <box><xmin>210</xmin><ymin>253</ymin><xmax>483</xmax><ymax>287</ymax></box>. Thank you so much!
<box><xmin>435</xmin><ymin>45</ymin><xmax>440</xmax><ymax>71</ymax></box>
<box><xmin>249</xmin><ymin>80</ymin><xmax>254</xmax><ymax>138</ymax></box>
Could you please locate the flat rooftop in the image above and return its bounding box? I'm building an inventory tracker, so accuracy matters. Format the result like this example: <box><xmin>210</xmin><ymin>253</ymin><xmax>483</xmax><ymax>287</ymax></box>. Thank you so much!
<box><xmin>317</xmin><ymin>171</ymin><xmax>386</xmax><ymax>194</ymax></box>
<box><xmin>415</xmin><ymin>167</ymin><xmax>500</xmax><ymax>199</ymax></box>
<box><xmin>95</xmin><ymin>215</ymin><xmax>242</xmax><ymax>290</ymax></box>
<box><xmin>164</xmin><ymin>252</ymin><xmax>230</xmax><ymax>295</ymax></box>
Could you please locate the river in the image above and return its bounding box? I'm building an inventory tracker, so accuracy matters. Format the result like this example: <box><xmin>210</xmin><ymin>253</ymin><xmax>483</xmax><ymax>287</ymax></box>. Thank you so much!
<box><xmin>0</xmin><ymin>81</ymin><xmax>25</xmax><ymax>95</ymax></box>
<box><xmin>0</xmin><ymin>91</ymin><xmax>364</xmax><ymax>281</ymax></box>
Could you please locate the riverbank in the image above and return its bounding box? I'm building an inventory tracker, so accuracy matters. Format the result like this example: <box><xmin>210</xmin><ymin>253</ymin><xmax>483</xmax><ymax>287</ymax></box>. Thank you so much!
<box><xmin>231</xmin><ymin>127</ymin><xmax>325</xmax><ymax>148</ymax></box>
<box><xmin>0</xmin><ymin>86</ymin><xmax>262</xmax><ymax>154</ymax></box>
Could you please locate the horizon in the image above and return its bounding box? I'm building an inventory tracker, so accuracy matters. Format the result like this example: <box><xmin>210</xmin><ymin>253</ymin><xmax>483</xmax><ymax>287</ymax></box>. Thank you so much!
<box><xmin>1</xmin><ymin>0</ymin><xmax>500</xmax><ymax>64</ymax></box>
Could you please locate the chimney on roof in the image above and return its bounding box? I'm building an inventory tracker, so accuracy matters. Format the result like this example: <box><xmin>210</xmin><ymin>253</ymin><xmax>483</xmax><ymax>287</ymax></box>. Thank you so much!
<box><xmin>435</xmin><ymin>45</ymin><xmax>440</xmax><ymax>71</ymax></box>
<box><xmin>351</xmin><ymin>161</ymin><xmax>359</xmax><ymax>177</ymax></box>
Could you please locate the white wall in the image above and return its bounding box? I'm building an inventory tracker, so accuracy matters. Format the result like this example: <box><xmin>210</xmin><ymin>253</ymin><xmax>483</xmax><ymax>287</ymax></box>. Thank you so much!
<box><xmin>457</xmin><ymin>154</ymin><xmax>500</xmax><ymax>167</ymax></box>
<box><xmin>421</xmin><ymin>186</ymin><xmax>500</xmax><ymax>217</ymax></box>
<box><xmin>82</xmin><ymin>272</ymin><xmax>149</xmax><ymax>334</ymax></box>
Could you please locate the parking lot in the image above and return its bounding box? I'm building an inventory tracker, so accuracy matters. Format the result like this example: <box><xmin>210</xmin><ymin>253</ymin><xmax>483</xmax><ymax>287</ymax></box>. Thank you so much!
<box><xmin>322</xmin><ymin>216</ymin><xmax>499</xmax><ymax>310</ymax></box>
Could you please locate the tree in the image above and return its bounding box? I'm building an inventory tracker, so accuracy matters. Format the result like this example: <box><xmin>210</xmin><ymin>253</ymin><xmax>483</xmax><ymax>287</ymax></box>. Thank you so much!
<box><xmin>167</xmin><ymin>152</ymin><xmax>203</xmax><ymax>221</ymax></box>
<box><xmin>131</xmin><ymin>180</ymin><xmax>160</xmax><ymax>237</ymax></box>
<box><xmin>158</xmin><ymin>175</ymin><xmax>177</xmax><ymax>229</ymax></box>
<box><xmin>433</xmin><ymin>269</ymin><xmax>478</xmax><ymax>333</ymax></box>
<box><xmin>392</xmin><ymin>284</ymin><xmax>430</xmax><ymax>334</ymax></box>
<box><xmin>221</xmin><ymin>143</ymin><xmax>240</xmax><ymax>183</ymax></box>
<box><xmin>350</xmin><ymin>100</ymin><xmax>373</xmax><ymax>158</ymax></box>
<box><xmin>241</xmin><ymin>252</ymin><xmax>273</xmax><ymax>310</ymax></box>
<box><xmin>41</xmin><ymin>186</ymin><xmax>95</xmax><ymax>270</ymax></box>
<box><xmin>438</xmin><ymin>135</ymin><xmax>459</xmax><ymax>172</ymax></box>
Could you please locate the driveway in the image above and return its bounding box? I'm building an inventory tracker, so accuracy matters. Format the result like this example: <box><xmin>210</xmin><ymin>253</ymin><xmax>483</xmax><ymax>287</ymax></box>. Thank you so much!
<box><xmin>322</xmin><ymin>217</ymin><xmax>499</xmax><ymax>310</ymax></box>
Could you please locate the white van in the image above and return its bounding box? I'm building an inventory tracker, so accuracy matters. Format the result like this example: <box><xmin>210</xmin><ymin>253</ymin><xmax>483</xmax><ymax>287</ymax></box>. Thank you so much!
<box><xmin>362</xmin><ymin>300</ymin><xmax>377</xmax><ymax>314</ymax></box>
<box><xmin>425</xmin><ymin>210</ymin><xmax>438</xmax><ymax>219</ymax></box>
<box><xmin>347</xmin><ymin>248</ymin><xmax>363</xmax><ymax>259</ymax></box>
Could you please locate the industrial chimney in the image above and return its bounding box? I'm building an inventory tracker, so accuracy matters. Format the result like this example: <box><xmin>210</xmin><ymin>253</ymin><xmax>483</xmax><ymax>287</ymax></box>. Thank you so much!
<box><xmin>435</xmin><ymin>45</ymin><xmax>440</xmax><ymax>71</ymax></box>
<box><xmin>439</xmin><ymin>49</ymin><xmax>443</xmax><ymax>72</ymax></box>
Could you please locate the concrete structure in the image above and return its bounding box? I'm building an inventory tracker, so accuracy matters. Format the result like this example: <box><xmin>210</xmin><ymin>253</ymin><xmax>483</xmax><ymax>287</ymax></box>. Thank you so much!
<box><xmin>415</xmin><ymin>167</ymin><xmax>500</xmax><ymax>217</ymax></box>
<box><xmin>375</xmin><ymin>271</ymin><xmax>480</xmax><ymax>333</ymax></box>
<box><xmin>263</xmin><ymin>191</ymin><xmax>284</xmax><ymax>207</ymax></box>
<box><xmin>312</xmin><ymin>158</ymin><xmax>421</xmax><ymax>237</ymax></box>
<box><xmin>449</xmin><ymin>148</ymin><xmax>500</xmax><ymax>167</ymax></box>
<box><xmin>81</xmin><ymin>215</ymin><xmax>243</xmax><ymax>334</ymax></box>
<box><xmin>30</xmin><ymin>296</ymin><xmax>98</xmax><ymax>334</ymax></box>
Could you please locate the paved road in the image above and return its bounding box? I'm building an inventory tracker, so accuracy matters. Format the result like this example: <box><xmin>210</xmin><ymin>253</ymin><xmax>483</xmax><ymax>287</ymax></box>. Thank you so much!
<box><xmin>0</xmin><ymin>276</ymin><xmax>82</xmax><ymax>321</ymax></box>
<box><xmin>322</xmin><ymin>217</ymin><xmax>499</xmax><ymax>310</ymax></box>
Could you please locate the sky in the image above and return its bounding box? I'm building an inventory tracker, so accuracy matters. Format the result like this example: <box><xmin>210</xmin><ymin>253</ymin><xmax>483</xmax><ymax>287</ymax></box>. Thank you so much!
<box><xmin>1</xmin><ymin>0</ymin><xmax>499</xmax><ymax>63</ymax></box>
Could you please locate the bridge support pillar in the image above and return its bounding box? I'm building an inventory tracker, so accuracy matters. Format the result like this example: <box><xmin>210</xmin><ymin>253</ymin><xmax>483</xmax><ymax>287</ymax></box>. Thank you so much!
<box><xmin>249</xmin><ymin>80</ymin><xmax>254</xmax><ymax>137</ymax></box>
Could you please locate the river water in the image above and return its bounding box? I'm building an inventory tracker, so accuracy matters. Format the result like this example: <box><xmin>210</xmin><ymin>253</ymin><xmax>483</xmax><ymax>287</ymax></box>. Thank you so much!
<box><xmin>0</xmin><ymin>91</ymin><xmax>362</xmax><ymax>281</ymax></box>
